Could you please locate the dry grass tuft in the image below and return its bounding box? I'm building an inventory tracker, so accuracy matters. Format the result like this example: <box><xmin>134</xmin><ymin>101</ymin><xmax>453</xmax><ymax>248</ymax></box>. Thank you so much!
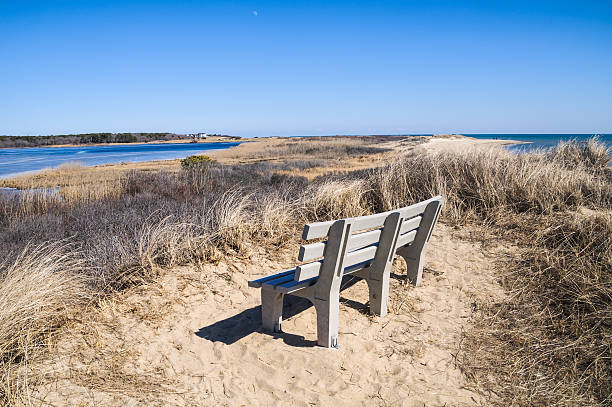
<box><xmin>206</xmin><ymin>189</ymin><xmax>256</xmax><ymax>253</ymax></box>
<box><xmin>0</xmin><ymin>242</ymin><xmax>90</xmax><ymax>405</ymax></box>
<box><xmin>305</xmin><ymin>179</ymin><xmax>370</xmax><ymax>220</ymax></box>
<box><xmin>546</xmin><ymin>136</ymin><xmax>611</xmax><ymax>173</ymax></box>
<box><xmin>254</xmin><ymin>193</ymin><xmax>299</xmax><ymax>245</ymax></box>
<box><xmin>363</xmin><ymin>141</ymin><xmax>610</xmax><ymax>223</ymax></box>
<box><xmin>464</xmin><ymin>213</ymin><xmax>611</xmax><ymax>406</ymax></box>
<box><xmin>133</xmin><ymin>217</ymin><xmax>194</xmax><ymax>280</ymax></box>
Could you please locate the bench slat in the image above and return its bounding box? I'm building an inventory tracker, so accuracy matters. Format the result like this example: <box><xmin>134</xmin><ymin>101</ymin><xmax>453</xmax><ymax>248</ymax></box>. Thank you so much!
<box><xmin>273</xmin><ymin>277</ymin><xmax>318</xmax><ymax>294</ymax></box>
<box><xmin>298</xmin><ymin>241</ymin><xmax>325</xmax><ymax>262</ymax></box>
<box><xmin>298</xmin><ymin>215</ymin><xmax>423</xmax><ymax>264</ymax></box>
<box><xmin>294</xmin><ymin>261</ymin><xmax>322</xmax><ymax>282</ymax></box>
<box><xmin>295</xmin><ymin>244</ymin><xmax>378</xmax><ymax>281</ymax></box>
<box><xmin>262</xmin><ymin>274</ymin><xmax>297</xmax><ymax>289</ymax></box>
<box><xmin>301</xmin><ymin>220</ymin><xmax>335</xmax><ymax>241</ymax></box>
<box><xmin>298</xmin><ymin>227</ymin><xmax>383</xmax><ymax>263</ymax></box>
<box><xmin>301</xmin><ymin>196</ymin><xmax>441</xmax><ymax>240</ymax></box>
<box><xmin>248</xmin><ymin>269</ymin><xmax>296</xmax><ymax>288</ymax></box>
<box><xmin>275</xmin><ymin>261</ymin><xmax>373</xmax><ymax>294</ymax></box>
<box><xmin>399</xmin><ymin>215</ymin><xmax>422</xmax><ymax>235</ymax></box>
<box><xmin>396</xmin><ymin>229</ymin><xmax>417</xmax><ymax>248</ymax></box>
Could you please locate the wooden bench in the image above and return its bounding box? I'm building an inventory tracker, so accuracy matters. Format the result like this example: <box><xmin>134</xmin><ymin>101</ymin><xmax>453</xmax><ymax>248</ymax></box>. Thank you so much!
<box><xmin>248</xmin><ymin>196</ymin><xmax>444</xmax><ymax>348</ymax></box>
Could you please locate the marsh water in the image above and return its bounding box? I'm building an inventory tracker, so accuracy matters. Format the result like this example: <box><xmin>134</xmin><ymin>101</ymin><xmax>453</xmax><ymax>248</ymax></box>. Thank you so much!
<box><xmin>0</xmin><ymin>141</ymin><xmax>240</xmax><ymax>179</ymax></box>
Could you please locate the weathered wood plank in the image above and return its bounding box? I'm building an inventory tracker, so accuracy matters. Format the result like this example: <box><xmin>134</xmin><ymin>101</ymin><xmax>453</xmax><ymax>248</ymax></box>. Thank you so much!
<box><xmin>344</xmin><ymin>244</ymin><xmax>378</xmax><ymax>269</ymax></box>
<box><xmin>298</xmin><ymin>228</ymin><xmax>383</xmax><ymax>262</ymax></box>
<box><xmin>276</xmin><ymin>261</ymin><xmax>372</xmax><ymax>294</ymax></box>
<box><xmin>301</xmin><ymin>196</ymin><xmax>441</xmax><ymax>240</ymax></box>
<box><xmin>295</xmin><ymin>244</ymin><xmax>378</xmax><ymax>281</ymax></box>
<box><xmin>398</xmin><ymin>215</ymin><xmax>422</xmax><ymax>235</ymax></box>
<box><xmin>396</xmin><ymin>229</ymin><xmax>417</xmax><ymax>248</ymax></box>
<box><xmin>274</xmin><ymin>277</ymin><xmax>318</xmax><ymax>294</ymax></box>
<box><xmin>298</xmin><ymin>241</ymin><xmax>325</xmax><ymax>262</ymax></box>
<box><xmin>294</xmin><ymin>261</ymin><xmax>322</xmax><ymax>281</ymax></box>
<box><xmin>302</xmin><ymin>220</ymin><xmax>335</xmax><ymax>240</ymax></box>
<box><xmin>248</xmin><ymin>269</ymin><xmax>296</xmax><ymax>288</ymax></box>
<box><xmin>261</xmin><ymin>274</ymin><xmax>297</xmax><ymax>290</ymax></box>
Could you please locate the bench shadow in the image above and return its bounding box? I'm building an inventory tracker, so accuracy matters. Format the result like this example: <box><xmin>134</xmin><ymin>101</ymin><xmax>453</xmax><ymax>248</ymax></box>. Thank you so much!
<box><xmin>390</xmin><ymin>272</ymin><xmax>404</xmax><ymax>281</ymax></box>
<box><xmin>195</xmin><ymin>275</ymin><xmax>365</xmax><ymax>347</ymax></box>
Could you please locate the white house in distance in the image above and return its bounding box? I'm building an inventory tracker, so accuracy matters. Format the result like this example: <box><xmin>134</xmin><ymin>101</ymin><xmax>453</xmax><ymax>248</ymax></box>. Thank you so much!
<box><xmin>187</xmin><ymin>133</ymin><xmax>207</xmax><ymax>139</ymax></box>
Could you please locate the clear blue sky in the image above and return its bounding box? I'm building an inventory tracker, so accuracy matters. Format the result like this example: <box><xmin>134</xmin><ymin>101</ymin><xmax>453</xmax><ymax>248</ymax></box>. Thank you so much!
<box><xmin>1</xmin><ymin>1</ymin><xmax>611</xmax><ymax>136</ymax></box>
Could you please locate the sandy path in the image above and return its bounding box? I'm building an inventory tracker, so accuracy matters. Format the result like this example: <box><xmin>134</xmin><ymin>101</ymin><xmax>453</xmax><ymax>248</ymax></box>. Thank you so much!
<box><xmin>34</xmin><ymin>224</ymin><xmax>507</xmax><ymax>406</ymax></box>
<box><xmin>415</xmin><ymin>137</ymin><xmax>526</xmax><ymax>153</ymax></box>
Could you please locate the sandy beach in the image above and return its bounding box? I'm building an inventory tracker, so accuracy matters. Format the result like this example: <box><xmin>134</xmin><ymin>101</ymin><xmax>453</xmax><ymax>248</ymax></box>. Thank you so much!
<box><xmin>33</xmin><ymin>223</ymin><xmax>510</xmax><ymax>406</ymax></box>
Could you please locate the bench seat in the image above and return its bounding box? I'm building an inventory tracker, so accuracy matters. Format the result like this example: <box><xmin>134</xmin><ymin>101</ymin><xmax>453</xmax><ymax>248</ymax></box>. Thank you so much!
<box><xmin>249</xmin><ymin>259</ymin><xmax>376</xmax><ymax>294</ymax></box>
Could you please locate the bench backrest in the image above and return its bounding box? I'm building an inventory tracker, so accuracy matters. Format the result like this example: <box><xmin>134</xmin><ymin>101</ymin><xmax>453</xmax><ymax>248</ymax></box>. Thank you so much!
<box><xmin>295</xmin><ymin>196</ymin><xmax>444</xmax><ymax>282</ymax></box>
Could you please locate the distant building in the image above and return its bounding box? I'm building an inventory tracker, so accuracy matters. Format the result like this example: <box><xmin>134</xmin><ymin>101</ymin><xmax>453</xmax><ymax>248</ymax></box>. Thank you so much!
<box><xmin>188</xmin><ymin>133</ymin><xmax>208</xmax><ymax>139</ymax></box>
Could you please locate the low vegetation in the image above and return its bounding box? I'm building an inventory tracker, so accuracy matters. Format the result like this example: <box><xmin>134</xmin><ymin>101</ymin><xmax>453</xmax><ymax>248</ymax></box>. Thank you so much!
<box><xmin>0</xmin><ymin>136</ymin><xmax>609</xmax><ymax>405</ymax></box>
<box><xmin>180</xmin><ymin>155</ymin><xmax>216</xmax><ymax>169</ymax></box>
<box><xmin>0</xmin><ymin>133</ymin><xmax>188</xmax><ymax>148</ymax></box>
<box><xmin>268</xmin><ymin>137</ymin><xmax>395</xmax><ymax>158</ymax></box>
<box><xmin>0</xmin><ymin>242</ymin><xmax>90</xmax><ymax>404</ymax></box>
<box><xmin>465</xmin><ymin>213</ymin><xmax>611</xmax><ymax>405</ymax></box>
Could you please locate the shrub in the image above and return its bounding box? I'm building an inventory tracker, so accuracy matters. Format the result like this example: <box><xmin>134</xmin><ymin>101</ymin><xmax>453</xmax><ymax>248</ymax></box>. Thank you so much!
<box><xmin>180</xmin><ymin>155</ymin><xmax>216</xmax><ymax>169</ymax></box>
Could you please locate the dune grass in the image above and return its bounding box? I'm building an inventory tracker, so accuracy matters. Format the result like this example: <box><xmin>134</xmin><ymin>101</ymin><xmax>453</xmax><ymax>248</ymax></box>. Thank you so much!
<box><xmin>0</xmin><ymin>242</ymin><xmax>90</xmax><ymax>405</ymax></box>
<box><xmin>0</xmin><ymin>136</ymin><xmax>609</xmax><ymax>405</ymax></box>
<box><xmin>465</xmin><ymin>212</ymin><xmax>612</xmax><ymax>406</ymax></box>
<box><xmin>359</xmin><ymin>139</ymin><xmax>610</xmax><ymax>406</ymax></box>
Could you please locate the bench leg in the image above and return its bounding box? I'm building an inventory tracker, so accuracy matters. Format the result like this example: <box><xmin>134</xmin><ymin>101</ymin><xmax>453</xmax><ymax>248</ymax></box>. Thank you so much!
<box><xmin>402</xmin><ymin>252</ymin><xmax>425</xmax><ymax>286</ymax></box>
<box><xmin>314</xmin><ymin>293</ymin><xmax>340</xmax><ymax>349</ymax></box>
<box><xmin>261</xmin><ymin>289</ymin><xmax>284</xmax><ymax>333</ymax></box>
<box><xmin>367</xmin><ymin>273</ymin><xmax>390</xmax><ymax>317</ymax></box>
<box><xmin>399</xmin><ymin>199</ymin><xmax>442</xmax><ymax>286</ymax></box>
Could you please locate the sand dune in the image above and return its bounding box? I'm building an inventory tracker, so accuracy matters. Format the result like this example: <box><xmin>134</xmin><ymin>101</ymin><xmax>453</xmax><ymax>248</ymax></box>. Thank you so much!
<box><xmin>33</xmin><ymin>224</ymin><xmax>509</xmax><ymax>406</ymax></box>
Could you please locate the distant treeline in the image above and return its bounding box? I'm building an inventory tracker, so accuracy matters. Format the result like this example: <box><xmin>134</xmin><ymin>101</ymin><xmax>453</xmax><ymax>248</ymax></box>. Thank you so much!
<box><xmin>0</xmin><ymin>133</ymin><xmax>191</xmax><ymax>148</ymax></box>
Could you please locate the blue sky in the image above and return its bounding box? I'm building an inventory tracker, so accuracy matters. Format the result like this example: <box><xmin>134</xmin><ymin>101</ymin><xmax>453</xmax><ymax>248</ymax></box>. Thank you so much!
<box><xmin>1</xmin><ymin>1</ymin><xmax>611</xmax><ymax>136</ymax></box>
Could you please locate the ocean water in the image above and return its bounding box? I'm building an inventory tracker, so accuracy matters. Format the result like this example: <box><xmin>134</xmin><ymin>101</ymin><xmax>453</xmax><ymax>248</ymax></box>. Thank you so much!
<box><xmin>465</xmin><ymin>134</ymin><xmax>612</xmax><ymax>152</ymax></box>
<box><xmin>290</xmin><ymin>134</ymin><xmax>612</xmax><ymax>152</ymax></box>
<box><xmin>0</xmin><ymin>142</ymin><xmax>240</xmax><ymax>179</ymax></box>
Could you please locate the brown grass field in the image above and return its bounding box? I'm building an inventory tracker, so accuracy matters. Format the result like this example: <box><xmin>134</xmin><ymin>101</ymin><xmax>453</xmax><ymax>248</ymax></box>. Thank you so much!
<box><xmin>0</xmin><ymin>135</ymin><xmax>610</xmax><ymax>406</ymax></box>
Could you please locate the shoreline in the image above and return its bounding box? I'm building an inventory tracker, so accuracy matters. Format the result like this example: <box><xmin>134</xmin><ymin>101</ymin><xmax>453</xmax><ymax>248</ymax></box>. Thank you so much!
<box><xmin>0</xmin><ymin>136</ymin><xmax>524</xmax><ymax>185</ymax></box>
<box><xmin>0</xmin><ymin>136</ymin><xmax>246</xmax><ymax>150</ymax></box>
<box><xmin>0</xmin><ymin>140</ymin><xmax>246</xmax><ymax>182</ymax></box>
